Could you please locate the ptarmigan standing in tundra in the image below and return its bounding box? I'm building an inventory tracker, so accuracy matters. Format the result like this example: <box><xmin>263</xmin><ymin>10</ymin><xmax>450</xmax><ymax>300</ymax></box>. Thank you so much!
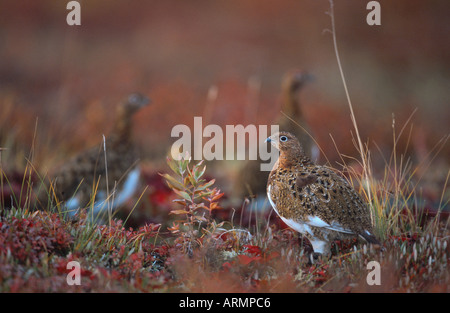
<box><xmin>266</xmin><ymin>131</ymin><xmax>380</xmax><ymax>262</ymax></box>
<box><xmin>38</xmin><ymin>93</ymin><xmax>150</xmax><ymax>220</ymax></box>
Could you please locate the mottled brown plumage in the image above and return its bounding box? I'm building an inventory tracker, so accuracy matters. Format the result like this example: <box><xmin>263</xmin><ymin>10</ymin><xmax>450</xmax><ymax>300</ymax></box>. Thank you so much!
<box><xmin>38</xmin><ymin>93</ymin><xmax>150</xmax><ymax>218</ymax></box>
<box><xmin>266</xmin><ymin>132</ymin><xmax>380</xmax><ymax>260</ymax></box>
<box><xmin>235</xmin><ymin>70</ymin><xmax>317</xmax><ymax>199</ymax></box>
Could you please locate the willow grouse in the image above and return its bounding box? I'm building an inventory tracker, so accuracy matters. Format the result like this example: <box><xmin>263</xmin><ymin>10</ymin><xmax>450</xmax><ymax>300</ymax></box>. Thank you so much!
<box><xmin>39</xmin><ymin>93</ymin><xmax>150</xmax><ymax>219</ymax></box>
<box><xmin>236</xmin><ymin>70</ymin><xmax>318</xmax><ymax>199</ymax></box>
<box><xmin>266</xmin><ymin>132</ymin><xmax>380</xmax><ymax>261</ymax></box>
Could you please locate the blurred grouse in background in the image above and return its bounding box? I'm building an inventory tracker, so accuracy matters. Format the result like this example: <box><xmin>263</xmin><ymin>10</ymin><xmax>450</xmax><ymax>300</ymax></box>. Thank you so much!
<box><xmin>236</xmin><ymin>70</ymin><xmax>318</xmax><ymax>200</ymax></box>
<box><xmin>277</xmin><ymin>70</ymin><xmax>318</xmax><ymax>161</ymax></box>
<box><xmin>266</xmin><ymin>132</ymin><xmax>380</xmax><ymax>262</ymax></box>
<box><xmin>37</xmin><ymin>93</ymin><xmax>150</xmax><ymax>219</ymax></box>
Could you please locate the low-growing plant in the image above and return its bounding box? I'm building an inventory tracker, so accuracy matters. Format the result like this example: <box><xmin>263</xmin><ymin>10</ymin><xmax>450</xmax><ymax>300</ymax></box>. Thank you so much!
<box><xmin>161</xmin><ymin>153</ymin><xmax>225</xmax><ymax>256</ymax></box>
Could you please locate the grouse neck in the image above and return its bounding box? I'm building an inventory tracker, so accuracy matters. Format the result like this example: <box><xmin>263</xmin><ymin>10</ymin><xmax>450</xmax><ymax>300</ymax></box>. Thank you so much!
<box><xmin>111</xmin><ymin>109</ymin><xmax>133</xmax><ymax>145</ymax></box>
<box><xmin>278</xmin><ymin>148</ymin><xmax>311</xmax><ymax>169</ymax></box>
<box><xmin>281</xmin><ymin>89</ymin><xmax>301</xmax><ymax>119</ymax></box>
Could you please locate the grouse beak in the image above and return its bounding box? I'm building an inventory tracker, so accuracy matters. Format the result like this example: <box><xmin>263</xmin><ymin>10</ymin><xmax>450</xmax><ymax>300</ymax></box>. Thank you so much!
<box><xmin>128</xmin><ymin>93</ymin><xmax>151</xmax><ymax>108</ymax></box>
<box><xmin>296</xmin><ymin>71</ymin><xmax>315</xmax><ymax>83</ymax></box>
<box><xmin>140</xmin><ymin>96</ymin><xmax>151</xmax><ymax>107</ymax></box>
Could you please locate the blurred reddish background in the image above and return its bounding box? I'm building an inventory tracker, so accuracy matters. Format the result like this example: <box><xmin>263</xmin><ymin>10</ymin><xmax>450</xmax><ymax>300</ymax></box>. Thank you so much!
<box><xmin>0</xmin><ymin>0</ymin><xmax>448</xmax><ymax>187</ymax></box>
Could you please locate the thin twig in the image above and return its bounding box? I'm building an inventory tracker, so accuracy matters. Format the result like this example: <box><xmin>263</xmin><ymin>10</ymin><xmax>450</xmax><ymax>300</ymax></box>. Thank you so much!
<box><xmin>102</xmin><ymin>134</ymin><xmax>111</xmax><ymax>223</ymax></box>
<box><xmin>326</xmin><ymin>0</ymin><xmax>372</xmax><ymax>205</ymax></box>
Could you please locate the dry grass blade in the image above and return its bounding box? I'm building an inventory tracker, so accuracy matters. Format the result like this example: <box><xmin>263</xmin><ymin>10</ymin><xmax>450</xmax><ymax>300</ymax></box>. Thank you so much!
<box><xmin>326</xmin><ymin>0</ymin><xmax>372</xmax><ymax>205</ymax></box>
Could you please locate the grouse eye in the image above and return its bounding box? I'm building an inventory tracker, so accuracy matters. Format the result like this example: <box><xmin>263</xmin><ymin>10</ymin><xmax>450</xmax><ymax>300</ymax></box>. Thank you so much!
<box><xmin>279</xmin><ymin>136</ymin><xmax>288</xmax><ymax>142</ymax></box>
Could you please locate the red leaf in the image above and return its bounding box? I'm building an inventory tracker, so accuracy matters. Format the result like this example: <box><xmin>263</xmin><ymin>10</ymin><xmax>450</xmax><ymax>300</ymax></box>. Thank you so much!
<box><xmin>222</xmin><ymin>262</ymin><xmax>233</xmax><ymax>272</ymax></box>
<box><xmin>243</xmin><ymin>244</ymin><xmax>262</xmax><ymax>256</ymax></box>
<box><xmin>212</xmin><ymin>192</ymin><xmax>225</xmax><ymax>202</ymax></box>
